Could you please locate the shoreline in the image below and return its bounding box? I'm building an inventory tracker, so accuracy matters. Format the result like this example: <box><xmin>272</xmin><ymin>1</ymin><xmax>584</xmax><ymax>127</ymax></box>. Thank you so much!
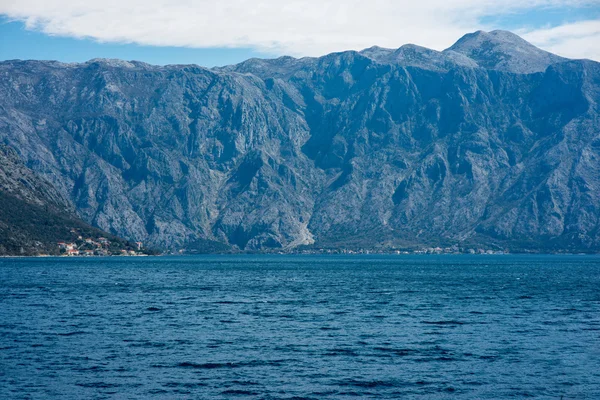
<box><xmin>1</xmin><ymin>252</ymin><xmax>598</xmax><ymax>258</ymax></box>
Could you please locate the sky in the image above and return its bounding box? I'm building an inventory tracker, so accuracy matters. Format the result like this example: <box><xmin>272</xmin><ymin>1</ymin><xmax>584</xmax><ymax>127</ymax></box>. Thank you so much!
<box><xmin>0</xmin><ymin>0</ymin><xmax>599</xmax><ymax>67</ymax></box>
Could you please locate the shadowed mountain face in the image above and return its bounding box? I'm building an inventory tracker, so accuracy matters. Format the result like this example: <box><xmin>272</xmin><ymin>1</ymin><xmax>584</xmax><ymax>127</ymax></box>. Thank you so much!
<box><xmin>0</xmin><ymin>30</ymin><xmax>599</xmax><ymax>252</ymax></box>
<box><xmin>0</xmin><ymin>145</ymin><xmax>128</xmax><ymax>255</ymax></box>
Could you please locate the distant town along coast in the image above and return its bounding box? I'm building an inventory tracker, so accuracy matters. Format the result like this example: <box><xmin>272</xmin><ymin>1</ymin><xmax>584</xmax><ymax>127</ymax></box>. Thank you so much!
<box><xmin>55</xmin><ymin>228</ymin><xmax>154</xmax><ymax>257</ymax></box>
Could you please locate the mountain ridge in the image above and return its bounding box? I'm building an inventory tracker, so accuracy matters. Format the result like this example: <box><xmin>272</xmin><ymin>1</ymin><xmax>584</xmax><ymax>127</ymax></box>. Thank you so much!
<box><xmin>0</xmin><ymin>30</ymin><xmax>599</xmax><ymax>253</ymax></box>
<box><xmin>3</xmin><ymin>30</ymin><xmax>572</xmax><ymax>74</ymax></box>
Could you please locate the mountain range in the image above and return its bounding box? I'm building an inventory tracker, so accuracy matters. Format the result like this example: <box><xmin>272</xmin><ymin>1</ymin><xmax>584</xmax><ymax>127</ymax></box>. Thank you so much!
<box><xmin>1</xmin><ymin>30</ymin><xmax>599</xmax><ymax>253</ymax></box>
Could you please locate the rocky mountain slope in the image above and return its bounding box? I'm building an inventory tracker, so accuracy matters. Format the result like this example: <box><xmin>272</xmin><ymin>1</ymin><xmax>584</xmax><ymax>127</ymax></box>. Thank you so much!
<box><xmin>0</xmin><ymin>30</ymin><xmax>598</xmax><ymax>252</ymax></box>
<box><xmin>0</xmin><ymin>145</ymin><xmax>134</xmax><ymax>255</ymax></box>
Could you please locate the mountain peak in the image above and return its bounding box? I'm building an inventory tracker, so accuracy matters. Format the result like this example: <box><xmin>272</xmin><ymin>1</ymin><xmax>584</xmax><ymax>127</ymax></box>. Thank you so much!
<box><xmin>446</xmin><ymin>30</ymin><xmax>566</xmax><ymax>73</ymax></box>
<box><xmin>360</xmin><ymin>45</ymin><xmax>393</xmax><ymax>53</ymax></box>
<box><xmin>452</xmin><ymin>30</ymin><xmax>534</xmax><ymax>50</ymax></box>
<box><xmin>86</xmin><ymin>58</ymin><xmax>138</xmax><ymax>68</ymax></box>
<box><xmin>357</xmin><ymin>43</ymin><xmax>477</xmax><ymax>71</ymax></box>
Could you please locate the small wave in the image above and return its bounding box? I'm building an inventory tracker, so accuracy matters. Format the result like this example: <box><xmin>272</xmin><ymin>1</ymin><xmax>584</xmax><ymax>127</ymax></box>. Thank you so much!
<box><xmin>421</xmin><ymin>320</ymin><xmax>465</xmax><ymax>325</ymax></box>
<box><xmin>461</xmin><ymin>380</ymin><xmax>485</xmax><ymax>386</ymax></box>
<box><xmin>163</xmin><ymin>382</ymin><xmax>208</xmax><ymax>388</ymax></box>
<box><xmin>373</xmin><ymin>347</ymin><xmax>417</xmax><ymax>356</ymax></box>
<box><xmin>324</xmin><ymin>348</ymin><xmax>358</xmax><ymax>356</ymax></box>
<box><xmin>177</xmin><ymin>359</ymin><xmax>285</xmax><ymax>369</ymax></box>
<box><xmin>436</xmin><ymin>356</ymin><xmax>458</xmax><ymax>362</ymax></box>
<box><xmin>221</xmin><ymin>389</ymin><xmax>259</xmax><ymax>395</ymax></box>
<box><xmin>75</xmin><ymin>382</ymin><xmax>119</xmax><ymax>388</ymax></box>
<box><xmin>127</xmin><ymin>341</ymin><xmax>167</xmax><ymax>348</ymax></box>
<box><xmin>230</xmin><ymin>380</ymin><xmax>260</xmax><ymax>386</ymax></box>
<box><xmin>338</xmin><ymin>391</ymin><xmax>364</xmax><ymax>396</ymax></box>
<box><xmin>146</xmin><ymin>307</ymin><xmax>161</xmax><ymax>312</ymax></box>
<box><xmin>25</xmin><ymin>303</ymin><xmax>52</xmax><ymax>308</ymax></box>
<box><xmin>147</xmin><ymin>389</ymin><xmax>169</xmax><ymax>395</ymax></box>
<box><xmin>75</xmin><ymin>366</ymin><xmax>105</xmax><ymax>372</ymax></box>
<box><xmin>479</xmin><ymin>355</ymin><xmax>499</xmax><ymax>361</ymax></box>
<box><xmin>414</xmin><ymin>356</ymin><xmax>460</xmax><ymax>363</ymax></box>
<box><xmin>178</xmin><ymin>362</ymin><xmax>230</xmax><ymax>369</ymax></box>
<box><xmin>57</xmin><ymin>331</ymin><xmax>87</xmax><ymax>336</ymax></box>
<box><xmin>337</xmin><ymin>378</ymin><xmax>400</xmax><ymax>388</ymax></box>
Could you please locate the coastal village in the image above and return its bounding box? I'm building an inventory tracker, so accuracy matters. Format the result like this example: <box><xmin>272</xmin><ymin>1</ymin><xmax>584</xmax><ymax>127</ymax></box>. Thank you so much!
<box><xmin>289</xmin><ymin>246</ymin><xmax>509</xmax><ymax>255</ymax></box>
<box><xmin>54</xmin><ymin>229</ymin><xmax>512</xmax><ymax>257</ymax></box>
<box><xmin>57</xmin><ymin>229</ymin><xmax>147</xmax><ymax>256</ymax></box>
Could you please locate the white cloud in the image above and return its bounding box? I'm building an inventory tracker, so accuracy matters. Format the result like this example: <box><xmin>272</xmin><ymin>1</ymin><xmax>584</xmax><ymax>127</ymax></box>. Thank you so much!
<box><xmin>1</xmin><ymin>0</ymin><xmax>599</xmax><ymax>60</ymax></box>
<box><xmin>520</xmin><ymin>20</ymin><xmax>600</xmax><ymax>61</ymax></box>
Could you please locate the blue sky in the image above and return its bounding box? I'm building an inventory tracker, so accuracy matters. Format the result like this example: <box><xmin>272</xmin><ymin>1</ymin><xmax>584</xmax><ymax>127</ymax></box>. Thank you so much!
<box><xmin>480</xmin><ymin>5</ymin><xmax>600</xmax><ymax>29</ymax></box>
<box><xmin>1</xmin><ymin>1</ymin><xmax>599</xmax><ymax>66</ymax></box>
<box><xmin>0</xmin><ymin>18</ymin><xmax>268</xmax><ymax>67</ymax></box>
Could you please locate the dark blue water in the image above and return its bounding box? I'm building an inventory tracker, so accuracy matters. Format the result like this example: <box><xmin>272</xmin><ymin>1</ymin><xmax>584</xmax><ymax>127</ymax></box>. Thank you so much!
<box><xmin>1</xmin><ymin>255</ymin><xmax>599</xmax><ymax>399</ymax></box>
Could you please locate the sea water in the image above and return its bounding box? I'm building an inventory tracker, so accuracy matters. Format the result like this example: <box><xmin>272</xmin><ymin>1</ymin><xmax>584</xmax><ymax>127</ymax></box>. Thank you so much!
<box><xmin>1</xmin><ymin>255</ymin><xmax>599</xmax><ymax>398</ymax></box>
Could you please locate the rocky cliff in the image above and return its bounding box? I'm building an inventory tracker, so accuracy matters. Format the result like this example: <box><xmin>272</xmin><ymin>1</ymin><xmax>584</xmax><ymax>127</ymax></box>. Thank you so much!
<box><xmin>0</xmin><ymin>30</ymin><xmax>598</xmax><ymax>252</ymax></box>
<box><xmin>0</xmin><ymin>145</ymin><xmax>130</xmax><ymax>255</ymax></box>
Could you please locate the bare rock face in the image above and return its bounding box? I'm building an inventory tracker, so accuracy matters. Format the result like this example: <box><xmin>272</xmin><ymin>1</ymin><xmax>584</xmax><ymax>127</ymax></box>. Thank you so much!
<box><xmin>0</xmin><ymin>144</ymin><xmax>125</xmax><ymax>255</ymax></box>
<box><xmin>0</xmin><ymin>144</ymin><xmax>72</xmax><ymax>211</ymax></box>
<box><xmin>0</xmin><ymin>31</ymin><xmax>599</xmax><ymax>252</ymax></box>
<box><xmin>446</xmin><ymin>30</ymin><xmax>567</xmax><ymax>73</ymax></box>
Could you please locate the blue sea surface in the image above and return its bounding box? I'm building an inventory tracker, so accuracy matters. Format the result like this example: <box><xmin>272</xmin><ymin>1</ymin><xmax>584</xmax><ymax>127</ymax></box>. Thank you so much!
<box><xmin>1</xmin><ymin>255</ymin><xmax>599</xmax><ymax>398</ymax></box>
